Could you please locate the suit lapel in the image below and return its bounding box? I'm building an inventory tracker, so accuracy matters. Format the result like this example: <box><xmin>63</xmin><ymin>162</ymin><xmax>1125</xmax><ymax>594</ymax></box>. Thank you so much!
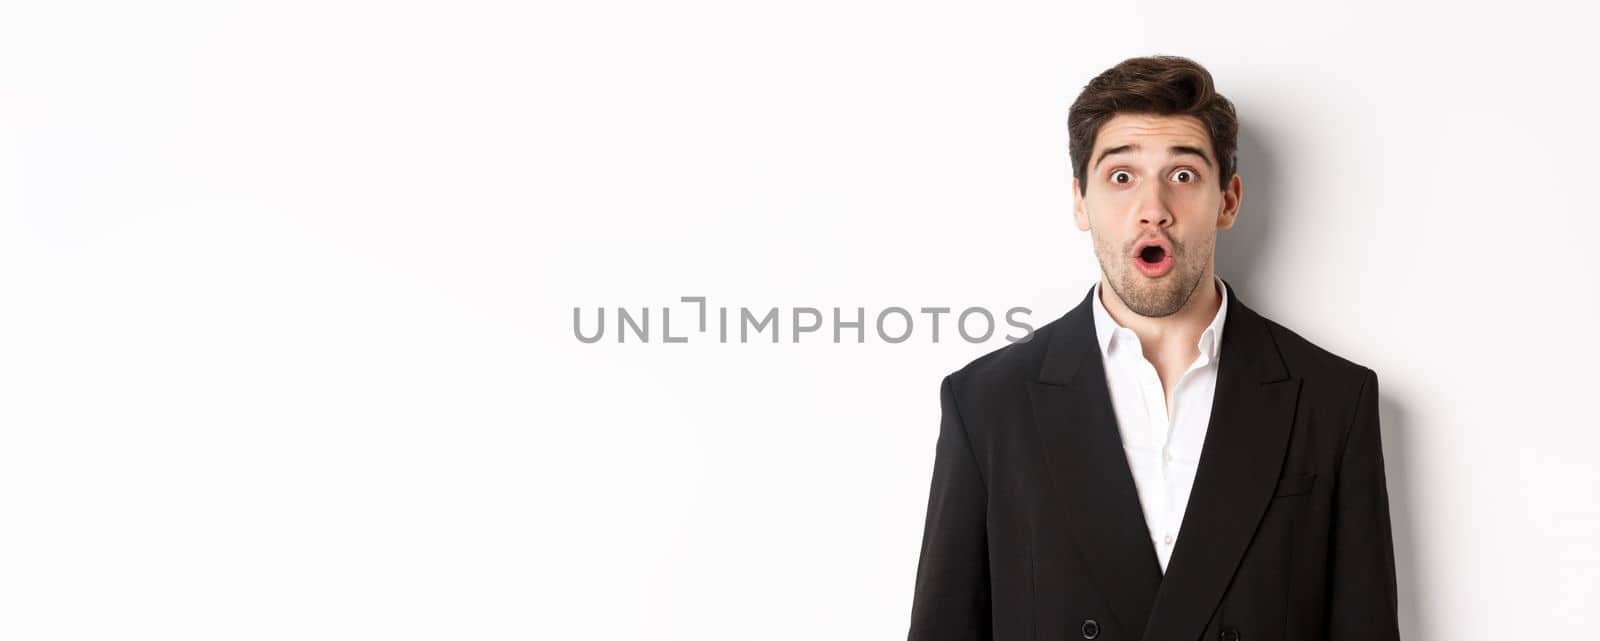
<box><xmin>1140</xmin><ymin>279</ymin><xmax>1301</xmax><ymax>641</ymax></box>
<box><xmin>1029</xmin><ymin>285</ymin><xmax>1163</xmax><ymax>640</ymax></box>
<box><xmin>1029</xmin><ymin>278</ymin><xmax>1301</xmax><ymax>641</ymax></box>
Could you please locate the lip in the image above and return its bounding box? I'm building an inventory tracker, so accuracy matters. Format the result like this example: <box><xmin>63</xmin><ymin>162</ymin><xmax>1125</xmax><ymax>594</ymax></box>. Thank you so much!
<box><xmin>1131</xmin><ymin>236</ymin><xmax>1175</xmax><ymax>278</ymax></box>
<box><xmin>1130</xmin><ymin>236</ymin><xmax>1174</xmax><ymax>258</ymax></box>
<box><xmin>1133</xmin><ymin>252</ymin><xmax>1174</xmax><ymax>277</ymax></box>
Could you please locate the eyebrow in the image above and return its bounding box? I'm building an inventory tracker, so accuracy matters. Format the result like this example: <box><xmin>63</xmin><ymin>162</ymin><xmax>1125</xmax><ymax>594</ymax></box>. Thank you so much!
<box><xmin>1093</xmin><ymin>143</ymin><xmax>1215</xmax><ymax>171</ymax></box>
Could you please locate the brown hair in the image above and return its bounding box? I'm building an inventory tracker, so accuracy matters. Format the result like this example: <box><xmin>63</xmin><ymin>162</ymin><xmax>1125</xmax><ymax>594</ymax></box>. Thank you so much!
<box><xmin>1068</xmin><ymin>55</ymin><xmax>1238</xmax><ymax>196</ymax></box>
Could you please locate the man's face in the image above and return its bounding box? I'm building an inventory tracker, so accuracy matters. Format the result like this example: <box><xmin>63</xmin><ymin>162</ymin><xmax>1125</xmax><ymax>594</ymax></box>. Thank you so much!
<box><xmin>1072</xmin><ymin>113</ymin><xmax>1242</xmax><ymax>318</ymax></box>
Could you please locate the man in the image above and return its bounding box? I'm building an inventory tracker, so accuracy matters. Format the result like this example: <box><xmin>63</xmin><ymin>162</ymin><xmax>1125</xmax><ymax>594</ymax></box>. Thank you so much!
<box><xmin>905</xmin><ymin>56</ymin><xmax>1401</xmax><ymax>641</ymax></box>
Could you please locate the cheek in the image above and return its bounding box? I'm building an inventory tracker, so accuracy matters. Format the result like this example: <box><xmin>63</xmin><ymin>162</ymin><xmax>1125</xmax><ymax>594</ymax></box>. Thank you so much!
<box><xmin>1177</xmin><ymin>231</ymin><xmax>1216</xmax><ymax>260</ymax></box>
<box><xmin>1175</xmin><ymin>189</ymin><xmax>1220</xmax><ymax>210</ymax></box>
<box><xmin>1089</xmin><ymin>230</ymin><xmax>1120</xmax><ymax>258</ymax></box>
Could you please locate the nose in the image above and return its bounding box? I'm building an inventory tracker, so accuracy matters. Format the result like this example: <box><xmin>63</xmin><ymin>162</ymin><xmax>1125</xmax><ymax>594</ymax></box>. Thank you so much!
<box><xmin>1135</xmin><ymin>180</ymin><xmax>1173</xmax><ymax>228</ymax></box>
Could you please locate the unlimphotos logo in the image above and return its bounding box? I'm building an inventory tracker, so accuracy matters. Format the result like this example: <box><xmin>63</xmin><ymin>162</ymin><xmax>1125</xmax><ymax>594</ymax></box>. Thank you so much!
<box><xmin>574</xmin><ymin>297</ymin><xmax>1035</xmax><ymax>344</ymax></box>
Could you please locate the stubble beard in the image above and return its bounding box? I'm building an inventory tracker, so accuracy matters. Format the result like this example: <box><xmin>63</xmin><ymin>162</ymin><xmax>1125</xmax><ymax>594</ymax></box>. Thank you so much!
<box><xmin>1092</xmin><ymin>229</ymin><xmax>1211</xmax><ymax>319</ymax></box>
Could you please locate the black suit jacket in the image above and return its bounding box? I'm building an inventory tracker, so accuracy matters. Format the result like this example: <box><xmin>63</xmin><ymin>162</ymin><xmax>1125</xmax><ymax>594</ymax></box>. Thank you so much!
<box><xmin>907</xmin><ymin>279</ymin><xmax>1400</xmax><ymax>641</ymax></box>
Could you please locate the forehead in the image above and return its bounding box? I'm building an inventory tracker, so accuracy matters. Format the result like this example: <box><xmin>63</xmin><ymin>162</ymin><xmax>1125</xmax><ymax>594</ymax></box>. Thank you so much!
<box><xmin>1093</xmin><ymin>113</ymin><xmax>1212</xmax><ymax>155</ymax></box>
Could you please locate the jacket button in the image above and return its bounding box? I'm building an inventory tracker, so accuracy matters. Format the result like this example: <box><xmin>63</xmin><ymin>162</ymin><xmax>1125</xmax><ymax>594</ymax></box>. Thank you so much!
<box><xmin>1220</xmin><ymin>628</ymin><xmax>1240</xmax><ymax>641</ymax></box>
<box><xmin>1081</xmin><ymin>618</ymin><xmax>1100</xmax><ymax>639</ymax></box>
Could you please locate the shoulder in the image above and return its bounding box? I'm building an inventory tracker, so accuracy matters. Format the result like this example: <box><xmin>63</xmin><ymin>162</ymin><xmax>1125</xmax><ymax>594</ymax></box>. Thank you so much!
<box><xmin>1260</xmin><ymin>314</ymin><xmax>1373</xmax><ymax>375</ymax></box>
<box><xmin>937</xmin><ymin>310</ymin><xmax>1067</xmax><ymax>413</ymax></box>
<box><xmin>1256</xmin><ymin>312</ymin><xmax>1378</xmax><ymax>413</ymax></box>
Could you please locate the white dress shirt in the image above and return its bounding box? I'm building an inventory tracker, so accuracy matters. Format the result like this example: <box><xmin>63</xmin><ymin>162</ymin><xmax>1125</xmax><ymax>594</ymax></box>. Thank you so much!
<box><xmin>1090</xmin><ymin>274</ymin><xmax>1228</xmax><ymax>574</ymax></box>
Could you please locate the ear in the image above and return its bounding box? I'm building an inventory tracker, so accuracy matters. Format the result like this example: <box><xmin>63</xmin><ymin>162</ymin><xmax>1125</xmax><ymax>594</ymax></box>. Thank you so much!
<box><xmin>1072</xmin><ymin>177</ymin><xmax>1090</xmax><ymax>231</ymax></box>
<box><xmin>1216</xmin><ymin>173</ymin><xmax>1242</xmax><ymax>230</ymax></box>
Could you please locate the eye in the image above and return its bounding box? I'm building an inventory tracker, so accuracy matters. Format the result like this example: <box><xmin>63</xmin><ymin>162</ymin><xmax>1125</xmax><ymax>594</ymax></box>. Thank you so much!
<box><xmin>1109</xmin><ymin>170</ymin><xmax>1133</xmax><ymax>184</ymax></box>
<box><xmin>1171</xmin><ymin>168</ymin><xmax>1199</xmax><ymax>183</ymax></box>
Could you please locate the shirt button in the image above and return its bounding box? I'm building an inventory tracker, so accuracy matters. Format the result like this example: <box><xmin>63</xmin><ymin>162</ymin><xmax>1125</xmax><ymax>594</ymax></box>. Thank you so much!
<box><xmin>1164</xmin><ymin>451</ymin><xmax>1173</xmax><ymax>462</ymax></box>
<box><xmin>1164</xmin><ymin>534</ymin><xmax>1174</xmax><ymax>545</ymax></box>
<box><xmin>1081</xmin><ymin>618</ymin><xmax>1100</xmax><ymax>639</ymax></box>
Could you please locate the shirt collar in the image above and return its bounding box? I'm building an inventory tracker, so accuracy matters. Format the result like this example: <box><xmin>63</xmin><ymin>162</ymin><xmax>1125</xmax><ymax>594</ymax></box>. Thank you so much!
<box><xmin>1092</xmin><ymin>274</ymin><xmax>1228</xmax><ymax>361</ymax></box>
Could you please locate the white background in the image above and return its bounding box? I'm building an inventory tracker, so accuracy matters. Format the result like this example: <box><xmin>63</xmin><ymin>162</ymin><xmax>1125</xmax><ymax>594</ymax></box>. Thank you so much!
<box><xmin>2</xmin><ymin>1</ymin><xmax>1597</xmax><ymax>639</ymax></box>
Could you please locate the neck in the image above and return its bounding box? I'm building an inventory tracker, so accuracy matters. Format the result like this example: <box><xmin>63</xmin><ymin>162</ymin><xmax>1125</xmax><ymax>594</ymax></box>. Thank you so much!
<box><xmin>1099</xmin><ymin>269</ymin><xmax>1222</xmax><ymax>352</ymax></box>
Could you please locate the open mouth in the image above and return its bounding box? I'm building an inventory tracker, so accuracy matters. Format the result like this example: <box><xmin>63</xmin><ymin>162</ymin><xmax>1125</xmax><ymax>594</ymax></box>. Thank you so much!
<box><xmin>1138</xmin><ymin>245</ymin><xmax>1167</xmax><ymax>264</ymax></box>
<box><xmin>1132</xmin><ymin>238</ymin><xmax>1174</xmax><ymax>277</ymax></box>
